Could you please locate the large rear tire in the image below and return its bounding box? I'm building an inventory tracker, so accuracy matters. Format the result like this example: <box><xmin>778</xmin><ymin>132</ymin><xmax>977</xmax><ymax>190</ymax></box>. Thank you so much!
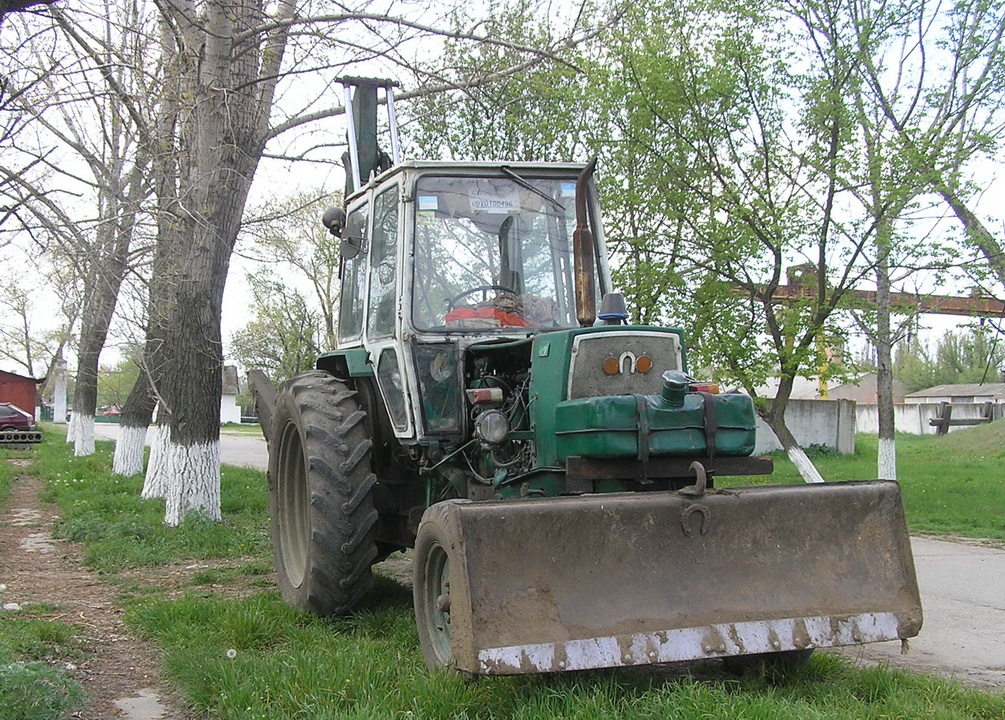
<box><xmin>414</xmin><ymin>502</ymin><xmax>459</xmax><ymax>671</ymax></box>
<box><xmin>269</xmin><ymin>371</ymin><xmax>378</xmax><ymax>616</ymax></box>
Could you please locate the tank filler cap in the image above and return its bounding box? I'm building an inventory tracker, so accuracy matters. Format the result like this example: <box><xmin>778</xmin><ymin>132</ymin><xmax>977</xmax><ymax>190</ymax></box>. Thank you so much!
<box><xmin>661</xmin><ymin>370</ymin><xmax>690</xmax><ymax>407</ymax></box>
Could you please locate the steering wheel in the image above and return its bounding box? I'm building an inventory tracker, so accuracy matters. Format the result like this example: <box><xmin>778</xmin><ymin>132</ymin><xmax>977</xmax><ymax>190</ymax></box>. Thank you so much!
<box><xmin>447</xmin><ymin>284</ymin><xmax>518</xmax><ymax>311</ymax></box>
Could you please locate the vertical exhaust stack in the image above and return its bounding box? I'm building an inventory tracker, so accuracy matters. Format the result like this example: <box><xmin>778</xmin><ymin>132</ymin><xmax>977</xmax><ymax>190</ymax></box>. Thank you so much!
<box><xmin>339</xmin><ymin>77</ymin><xmax>401</xmax><ymax>199</ymax></box>
<box><xmin>573</xmin><ymin>158</ymin><xmax>598</xmax><ymax>327</ymax></box>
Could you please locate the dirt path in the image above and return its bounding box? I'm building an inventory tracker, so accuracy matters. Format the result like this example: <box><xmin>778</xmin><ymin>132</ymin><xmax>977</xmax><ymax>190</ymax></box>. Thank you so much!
<box><xmin>0</xmin><ymin>467</ymin><xmax>188</xmax><ymax>720</ymax></box>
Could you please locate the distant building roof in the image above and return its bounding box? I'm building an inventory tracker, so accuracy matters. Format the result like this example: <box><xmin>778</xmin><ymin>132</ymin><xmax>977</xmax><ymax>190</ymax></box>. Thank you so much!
<box><xmin>905</xmin><ymin>383</ymin><xmax>1005</xmax><ymax>400</ymax></box>
<box><xmin>829</xmin><ymin>372</ymin><xmax>906</xmax><ymax>404</ymax></box>
<box><xmin>0</xmin><ymin>369</ymin><xmax>42</xmax><ymax>383</ymax></box>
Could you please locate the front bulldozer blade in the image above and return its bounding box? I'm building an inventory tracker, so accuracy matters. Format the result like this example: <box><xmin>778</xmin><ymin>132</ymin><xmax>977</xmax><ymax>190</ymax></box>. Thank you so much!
<box><xmin>430</xmin><ymin>480</ymin><xmax>922</xmax><ymax>675</ymax></box>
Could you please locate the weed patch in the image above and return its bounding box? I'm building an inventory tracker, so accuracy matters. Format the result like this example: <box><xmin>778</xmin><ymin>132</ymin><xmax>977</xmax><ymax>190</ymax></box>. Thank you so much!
<box><xmin>128</xmin><ymin>588</ymin><xmax>1005</xmax><ymax>719</ymax></box>
<box><xmin>0</xmin><ymin>612</ymin><xmax>87</xmax><ymax>720</ymax></box>
<box><xmin>0</xmin><ymin>661</ymin><xmax>86</xmax><ymax>720</ymax></box>
<box><xmin>29</xmin><ymin>438</ymin><xmax>270</xmax><ymax>572</ymax></box>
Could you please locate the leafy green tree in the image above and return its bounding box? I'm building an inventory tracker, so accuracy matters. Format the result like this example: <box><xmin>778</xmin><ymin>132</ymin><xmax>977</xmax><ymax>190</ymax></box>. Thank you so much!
<box><xmin>239</xmin><ymin>190</ymin><xmax>342</xmax><ymax>352</ymax></box>
<box><xmin>896</xmin><ymin>326</ymin><xmax>1005</xmax><ymax>391</ymax></box>
<box><xmin>406</xmin><ymin>0</ymin><xmax>607</xmax><ymax>163</ymax></box>
<box><xmin>230</xmin><ymin>267</ymin><xmax>321</xmax><ymax>385</ymax></box>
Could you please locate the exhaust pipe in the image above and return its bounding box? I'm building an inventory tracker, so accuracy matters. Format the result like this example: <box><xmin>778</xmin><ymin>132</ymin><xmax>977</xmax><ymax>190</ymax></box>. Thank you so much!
<box><xmin>573</xmin><ymin>158</ymin><xmax>598</xmax><ymax>327</ymax></box>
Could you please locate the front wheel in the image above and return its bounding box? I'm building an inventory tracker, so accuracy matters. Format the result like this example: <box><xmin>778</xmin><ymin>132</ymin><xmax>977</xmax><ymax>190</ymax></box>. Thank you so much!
<box><xmin>413</xmin><ymin>502</ymin><xmax>461</xmax><ymax>671</ymax></box>
<box><xmin>269</xmin><ymin>371</ymin><xmax>378</xmax><ymax>616</ymax></box>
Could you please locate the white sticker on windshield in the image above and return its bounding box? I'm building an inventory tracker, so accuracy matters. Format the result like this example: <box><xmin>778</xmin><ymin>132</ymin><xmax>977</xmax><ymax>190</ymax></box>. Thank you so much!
<box><xmin>469</xmin><ymin>180</ymin><xmax>521</xmax><ymax>213</ymax></box>
<box><xmin>561</xmin><ymin>181</ymin><xmax>576</xmax><ymax>197</ymax></box>
<box><xmin>418</xmin><ymin>195</ymin><xmax>438</xmax><ymax>211</ymax></box>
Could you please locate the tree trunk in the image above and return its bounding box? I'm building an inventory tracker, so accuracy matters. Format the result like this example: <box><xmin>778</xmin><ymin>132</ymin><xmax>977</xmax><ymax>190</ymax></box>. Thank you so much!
<box><xmin>875</xmin><ymin>220</ymin><xmax>897</xmax><ymax>481</ymax></box>
<box><xmin>113</xmin><ymin>425</ymin><xmax>148</xmax><ymax>477</ymax></box>
<box><xmin>70</xmin><ymin>157</ymin><xmax>145</xmax><ymax>456</ymax></box>
<box><xmin>760</xmin><ymin>378</ymin><xmax>826</xmax><ymax>484</ymax></box>
<box><xmin>139</xmin><ymin>0</ymin><xmax>293</xmax><ymax>525</ymax></box>
<box><xmin>113</xmin><ymin>369</ymin><xmax>157</xmax><ymax>476</ymax></box>
<box><xmin>163</xmin><ymin>441</ymin><xmax>222</xmax><ymax>525</ymax></box>
<box><xmin>71</xmin><ymin>327</ymin><xmax>103</xmax><ymax>457</ymax></box>
<box><xmin>142</xmin><ymin>422</ymin><xmax>170</xmax><ymax>500</ymax></box>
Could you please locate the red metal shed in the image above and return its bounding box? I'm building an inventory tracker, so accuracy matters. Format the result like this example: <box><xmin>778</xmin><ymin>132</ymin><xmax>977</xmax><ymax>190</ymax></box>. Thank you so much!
<box><xmin>0</xmin><ymin>369</ymin><xmax>42</xmax><ymax>419</ymax></box>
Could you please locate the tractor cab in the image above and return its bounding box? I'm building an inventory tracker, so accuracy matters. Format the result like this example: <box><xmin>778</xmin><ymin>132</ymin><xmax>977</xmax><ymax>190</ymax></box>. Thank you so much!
<box><xmin>326</xmin><ymin>160</ymin><xmax>612</xmax><ymax>445</ymax></box>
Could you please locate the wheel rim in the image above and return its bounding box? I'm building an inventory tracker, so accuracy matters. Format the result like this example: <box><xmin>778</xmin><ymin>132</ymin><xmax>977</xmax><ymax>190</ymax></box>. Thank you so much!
<box><xmin>277</xmin><ymin>421</ymin><xmax>309</xmax><ymax>587</ymax></box>
<box><xmin>420</xmin><ymin>541</ymin><xmax>453</xmax><ymax>667</ymax></box>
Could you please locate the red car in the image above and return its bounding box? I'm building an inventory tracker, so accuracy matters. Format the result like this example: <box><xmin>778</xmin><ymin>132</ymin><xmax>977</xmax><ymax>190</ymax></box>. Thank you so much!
<box><xmin>0</xmin><ymin>402</ymin><xmax>34</xmax><ymax>430</ymax></box>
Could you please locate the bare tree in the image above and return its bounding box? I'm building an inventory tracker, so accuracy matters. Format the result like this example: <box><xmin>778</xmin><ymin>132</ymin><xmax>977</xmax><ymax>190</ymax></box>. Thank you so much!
<box><xmin>0</xmin><ymin>4</ymin><xmax>158</xmax><ymax>455</ymax></box>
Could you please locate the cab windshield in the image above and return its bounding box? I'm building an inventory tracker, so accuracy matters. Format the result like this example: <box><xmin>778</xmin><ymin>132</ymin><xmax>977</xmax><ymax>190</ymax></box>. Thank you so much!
<box><xmin>411</xmin><ymin>173</ymin><xmax>595</xmax><ymax>332</ymax></box>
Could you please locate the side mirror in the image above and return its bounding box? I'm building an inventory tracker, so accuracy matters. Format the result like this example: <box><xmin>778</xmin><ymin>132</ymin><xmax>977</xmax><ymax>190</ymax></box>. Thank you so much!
<box><xmin>339</xmin><ymin>212</ymin><xmax>367</xmax><ymax>259</ymax></box>
<box><xmin>321</xmin><ymin>207</ymin><xmax>347</xmax><ymax>236</ymax></box>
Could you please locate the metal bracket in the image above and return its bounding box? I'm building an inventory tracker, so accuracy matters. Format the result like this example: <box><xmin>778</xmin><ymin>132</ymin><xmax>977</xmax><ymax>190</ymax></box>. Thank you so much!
<box><xmin>339</xmin><ymin>76</ymin><xmax>401</xmax><ymax>195</ymax></box>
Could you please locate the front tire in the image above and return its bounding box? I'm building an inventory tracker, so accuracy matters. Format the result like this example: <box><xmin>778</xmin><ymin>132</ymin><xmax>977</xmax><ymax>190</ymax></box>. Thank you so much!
<box><xmin>414</xmin><ymin>502</ymin><xmax>460</xmax><ymax>671</ymax></box>
<box><xmin>269</xmin><ymin>371</ymin><xmax>378</xmax><ymax>616</ymax></box>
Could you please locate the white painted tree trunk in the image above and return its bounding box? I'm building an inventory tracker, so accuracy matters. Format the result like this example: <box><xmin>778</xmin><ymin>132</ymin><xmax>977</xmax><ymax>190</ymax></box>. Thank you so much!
<box><xmin>163</xmin><ymin>440</ymin><xmax>222</xmax><ymax>527</ymax></box>
<box><xmin>113</xmin><ymin>425</ymin><xmax>148</xmax><ymax>476</ymax></box>
<box><xmin>878</xmin><ymin>436</ymin><xmax>897</xmax><ymax>481</ymax></box>
<box><xmin>65</xmin><ymin>411</ymin><xmax>76</xmax><ymax>443</ymax></box>
<box><xmin>142</xmin><ymin>425</ymin><xmax>170</xmax><ymax>500</ymax></box>
<box><xmin>73</xmin><ymin>415</ymin><xmax>95</xmax><ymax>457</ymax></box>
<box><xmin>786</xmin><ymin>445</ymin><xmax>826</xmax><ymax>484</ymax></box>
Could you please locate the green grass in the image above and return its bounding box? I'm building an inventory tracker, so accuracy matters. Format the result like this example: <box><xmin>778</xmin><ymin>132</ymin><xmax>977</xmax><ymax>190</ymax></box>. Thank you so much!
<box><xmin>0</xmin><ymin>446</ymin><xmax>20</xmax><ymax>505</ymax></box>
<box><xmin>27</xmin><ymin>438</ymin><xmax>270</xmax><ymax>572</ymax></box>
<box><xmin>0</xmin><ymin>610</ymin><xmax>87</xmax><ymax>720</ymax></box>
<box><xmin>0</xmin><ymin>661</ymin><xmax>87</xmax><ymax>720</ymax></box>
<box><xmin>126</xmin><ymin>588</ymin><xmax>1004</xmax><ymax>719</ymax></box>
<box><xmin>220</xmin><ymin>424</ymin><xmax>267</xmax><ymax>437</ymax></box>
<box><xmin>12</xmin><ymin>424</ymin><xmax>1005</xmax><ymax>719</ymax></box>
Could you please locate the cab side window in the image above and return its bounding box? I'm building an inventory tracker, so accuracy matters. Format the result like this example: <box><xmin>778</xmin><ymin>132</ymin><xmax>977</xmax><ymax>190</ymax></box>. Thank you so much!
<box><xmin>366</xmin><ymin>186</ymin><xmax>400</xmax><ymax>339</ymax></box>
<box><xmin>338</xmin><ymin>203</ymin><xmax>369</xmax><ymax>343</ymax></box>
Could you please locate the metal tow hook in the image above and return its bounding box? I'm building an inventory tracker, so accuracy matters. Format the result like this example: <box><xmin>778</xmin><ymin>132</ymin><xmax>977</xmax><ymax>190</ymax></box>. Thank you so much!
<box><xmin>680</xmin><ymin>461</ymin><xmax>708</xmax><ymax>497</ymax></box>
<box><xmin>680</xmin><ymin>461</ymin><xmax>711</xmax><ymax>537</ymax></box>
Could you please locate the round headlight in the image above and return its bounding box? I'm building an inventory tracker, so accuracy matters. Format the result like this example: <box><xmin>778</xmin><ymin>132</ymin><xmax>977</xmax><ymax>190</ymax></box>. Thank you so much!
<box><xmin>474</xmin><ymin>410</ymin><xmax>509</xmax><ymax>445</ymax></box>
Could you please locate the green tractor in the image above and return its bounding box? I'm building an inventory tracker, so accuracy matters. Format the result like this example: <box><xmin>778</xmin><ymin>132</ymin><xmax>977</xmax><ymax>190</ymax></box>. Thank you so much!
<box><xmin>250</xmin><ymin>79</ymin><xmax>921</xmax><ymax>675</ymax></box>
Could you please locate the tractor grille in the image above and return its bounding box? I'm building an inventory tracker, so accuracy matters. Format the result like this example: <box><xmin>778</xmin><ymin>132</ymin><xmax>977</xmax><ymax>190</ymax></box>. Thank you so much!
<box><xmin>567</xmin><ymin>331</ymin><xmax>682</xmax><ymax>399</ymax></box>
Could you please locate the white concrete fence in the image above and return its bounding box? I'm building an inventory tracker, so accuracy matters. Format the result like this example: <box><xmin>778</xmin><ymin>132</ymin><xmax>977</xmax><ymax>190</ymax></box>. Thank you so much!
<box><xmin>856</xmin><ymin>402</ymin><xmax>1004</xmax><ymax>436</ymax></box>
<box><xmin>754</xmin><ymin>398</ymin><xmax>857</xmax><ymax>455</ymax></box>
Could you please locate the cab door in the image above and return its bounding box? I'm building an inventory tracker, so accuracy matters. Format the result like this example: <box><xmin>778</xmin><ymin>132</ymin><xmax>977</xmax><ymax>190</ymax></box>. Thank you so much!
<box><xmin>364</xmin><ymin>182</ymin><xmax>416</xmax><ymax>439</ymax></box>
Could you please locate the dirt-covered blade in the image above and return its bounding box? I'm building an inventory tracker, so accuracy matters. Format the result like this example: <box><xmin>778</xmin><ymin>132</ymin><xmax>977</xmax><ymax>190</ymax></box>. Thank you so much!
<box><xmin>435</xmin><ymin>480</ymin><xmax>922</xmax><ymax>675</ymax></box>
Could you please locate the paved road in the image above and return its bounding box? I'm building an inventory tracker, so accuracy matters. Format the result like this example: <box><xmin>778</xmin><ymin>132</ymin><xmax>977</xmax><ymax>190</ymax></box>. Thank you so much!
<box><xmin>844</xmin><ymin>537</ymin><xmax>1004</xmax><ymax>690</ymax></box>
<box><xmin>89</xmin><ymin>423</ymin><xmax>1005</xmax><ymax>689</ymax></box>
<box><xmin>92</xmin><ymin>423</ymin><xmax>269</xmax><ymax>471</ymax></box>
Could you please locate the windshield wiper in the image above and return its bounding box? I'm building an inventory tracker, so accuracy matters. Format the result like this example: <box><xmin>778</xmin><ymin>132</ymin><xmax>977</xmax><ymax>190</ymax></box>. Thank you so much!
<box><xmin>500</xmin><ymin>166</ymin><xmax>566</xmax><ymax>212</ymax></box>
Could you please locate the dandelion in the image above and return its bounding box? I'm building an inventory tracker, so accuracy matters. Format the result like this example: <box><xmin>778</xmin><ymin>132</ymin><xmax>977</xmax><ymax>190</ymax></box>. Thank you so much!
<box><xmin>226</xmin><ymin>649</ymin><xmax>237</xmax><ymax>659</ymax></box>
